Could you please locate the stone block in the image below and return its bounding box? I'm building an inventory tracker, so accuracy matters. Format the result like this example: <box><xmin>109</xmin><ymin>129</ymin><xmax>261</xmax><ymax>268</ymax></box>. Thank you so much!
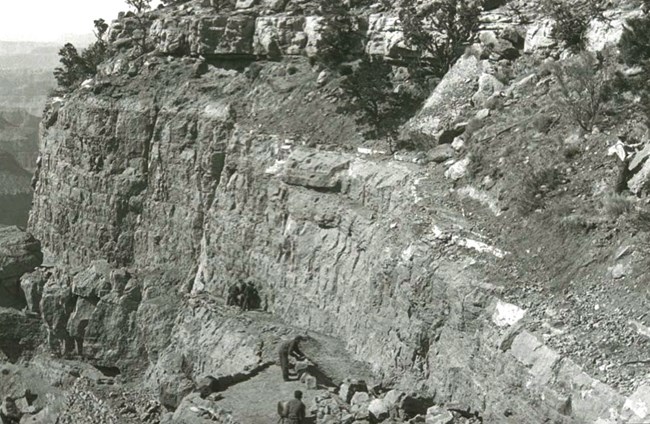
<box><xmin>368</xmin><ymin>398</ymin><xmax>389</xmax><ymax>421</ymax></box>
<box><xmin>425</xmin><ymin>406</ymin><xmax>453</xmax><ymax>424</ymax></box>
<box><xmin>622</xmin><ymin>384</ymin><xmax>650</xmax><ymax>421</ymax></box>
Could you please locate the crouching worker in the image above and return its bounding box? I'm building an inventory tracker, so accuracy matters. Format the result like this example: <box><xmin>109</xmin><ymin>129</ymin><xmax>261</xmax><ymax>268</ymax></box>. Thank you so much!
<box><xmin>277</xmin><ymin>390</ymin><xmax>306</xmax><ymax>424</ymax></box>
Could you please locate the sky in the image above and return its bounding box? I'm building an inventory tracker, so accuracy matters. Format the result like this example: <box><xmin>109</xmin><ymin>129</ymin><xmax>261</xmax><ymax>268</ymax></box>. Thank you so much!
<box><xmin>0</xmin><ymin>0</ymin><xmax>161</xmax><ymax>42</ymax></box>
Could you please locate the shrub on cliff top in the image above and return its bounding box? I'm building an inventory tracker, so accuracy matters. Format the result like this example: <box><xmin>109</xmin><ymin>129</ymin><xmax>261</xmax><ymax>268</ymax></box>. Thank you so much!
<box><xmin>314</xmin><ymin>0</ymin><xmax>364</xmax><ymax>71</ymax></box>
<box><xmin>125</xmin><ymin>0</ymin><xmax>152</xmax><ymax>13</ymax></box>
<box><xmin>54</xmin><ymin>19</ymin><xmax>109</xmax><ymax>91</ymax></box>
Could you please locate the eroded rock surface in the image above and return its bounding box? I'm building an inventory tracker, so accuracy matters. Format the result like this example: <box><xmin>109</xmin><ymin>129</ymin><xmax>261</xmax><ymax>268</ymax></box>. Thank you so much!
<box><xmin>17</xmin><ymin>0</ymin><xmax>650</xmax><ymax>422</ymax></box>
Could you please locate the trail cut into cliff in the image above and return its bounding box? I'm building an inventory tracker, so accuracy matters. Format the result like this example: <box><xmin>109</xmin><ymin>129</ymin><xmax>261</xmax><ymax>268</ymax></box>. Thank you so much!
<box><xmin>2</xmin><ymin>0</ymin><xmax>650</xmax><ymax>423</ymax></box>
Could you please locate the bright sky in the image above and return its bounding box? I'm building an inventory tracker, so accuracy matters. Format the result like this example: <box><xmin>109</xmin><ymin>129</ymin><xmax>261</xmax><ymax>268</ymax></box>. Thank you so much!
<box><xmin>0</xmin><ymin>0</ymin><xmax>162</xmax><ymax>42</ymax></box>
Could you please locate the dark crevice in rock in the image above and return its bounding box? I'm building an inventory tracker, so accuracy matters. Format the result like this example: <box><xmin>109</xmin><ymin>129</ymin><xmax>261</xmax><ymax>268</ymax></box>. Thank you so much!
<box><xmin>199</xmin><ymin>361</ymin><xmax>275</xmax><ymax>397</ymax></box>
<box><xmin>438</xmin><ymin>126</ymin><xmax>466</xmax><ymax>145</ymax></box>
<box><xmin>303</xmin><ymin>181</ymin><xmax>342</xmax><ymax>194</ymax></box>
<box><xmin>0</xmin><ymin>340</ymin><xmax>24</xmax><ymax>363</ymax></box>
<box><xmin>401</xmin><ymin>395</ymin><xmax>435</xmax><ymax>418</ymax></box>
<box><xmin>92</xmin><ymin>365</ymin><xmax>122</xmax><ymax>378</ymax></box>
<box><xmin>211</xmin><ymin>152</ymin><xmax>226</xmax><ymax>188</ymax></box>
<box><xmin>204</xmin><ymin>55</ymin><xmax>260</xmax><ymax>72</ymax></box>
<box><xmin>0</xmin><ymin>281</ymin><xmax>27</xmax><ymax>310</ymax></box>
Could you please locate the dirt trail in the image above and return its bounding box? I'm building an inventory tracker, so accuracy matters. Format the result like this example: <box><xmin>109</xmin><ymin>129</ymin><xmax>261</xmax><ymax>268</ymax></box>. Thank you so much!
<box><xmin>214</xmin><ymin>365</ymin><xmax>323</xmax><ymax>424</ymax></box>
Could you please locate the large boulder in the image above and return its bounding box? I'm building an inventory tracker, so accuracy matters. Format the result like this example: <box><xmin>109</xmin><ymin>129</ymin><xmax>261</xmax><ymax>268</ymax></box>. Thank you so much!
<box><xmin>253</xmin><ymin>16</ymin><xmax>309</xmax><ymax>56</ymax></box>
<box><xmin>585</xmin><ymin>9</ymin><xmax>644</xmax><ymax>52</ymax></box>
<box><xmin>0</xmin><ymin>308</ymin><xmax>42</xmax><ymax>361</ymax></box>
<box><xmin>166</xmin><ymin>393</ymin><xmax>236</xmax><ymax>424</ymax></box>
<box><xmin>0</xmin><ymin>226</ymin><xmax>42</xmax><ymax>308</ymax></box>
<box><xmin>368</xmin><ymin>398</ymin><xmax>390</xmax><ymax>421</ymax></box>
<box><xmin>366</xmin><ymin>13</ymin><xmax>408</xmax><ymax>57</ymax></box>
<box><xmin>405</xmin><ymin>55</ymin><xmax>485</xmax><ymax>144</ymax></box>
<box><xmin>524</xmin><ymin>19</ymin><xmax>556</xmax><ymax>53</ymax></box>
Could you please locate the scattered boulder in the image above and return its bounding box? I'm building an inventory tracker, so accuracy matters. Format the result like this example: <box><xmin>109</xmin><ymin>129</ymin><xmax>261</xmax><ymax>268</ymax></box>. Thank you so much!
<box><xmin>445</xmin><ymin>158</ymin><xmax>471</xmax><ymax>181</ymax></box>
<box><xmin>168</xmin><ymin>393</ymin><xmax>236</xmax><ymax>424</ymax></box>
<box><xmin>622</xmin><ymin>384</ymin><xmax>650</xmax><ymax>422</ymax></box>
<box><xmin>475</xmin><ymin>108</ymin><xmax>491</xmax><ymax>120</ymax></box>
<box><xmin>426</xmin><ymin>405</ymin><xmax>454</xmax><ymax>424</ymax></box>
<box><xmin>317</xmin><ymin>70</ymin><xmax>330</xmax><ymax>87</ymax></box>
<box><xmin>451</xmin><ymin>137</ymin><xmax>465</xmax><ymax>151</ymax></box>
<box><xmin>350</xmin><ymin>391</ymin><xmax>370</xmax><ymax>406</ymax></box>
<box><xmin>0</xmin><ymin>227</ymin><xmax>43</xmax><ymax>309</ymax></box>
<box><xmin>406</xmin><ymin>55</ymin><xmax>483</xmax><ymax>142</ymax></box>
<box><xmin>368</xmin><ymin>398</ymin><xmax>389</xmax><ymax>421</ymax></box>
<box><xmin>300</xmin><ymin>372</ymin><xmax>318</xmax><ymax>390</ymax></box>
<box><xmin>428</xmin><ymin>145</ymin><xmax>455</xmax><ymax>164</ymax></box>
<box><xmin>366</xmin><ymin>14</ymin><xmax>407</xmax><ymax>57</ymax></box>
<box><xmin>20</xmin><ymin>269</ymin><xmax>50</xmax><ymax>315</ymax></box>
<box><xmin>196</xmin><ymin>376</ymin><xmax>219</xmax><ymax>398</ymax></box>
<box><xmin>524</xmin><ymin>19</ymin><xmax>556</xmax><ymax>53</ymax></box>
<box><xmin>384</xmin><ymin>389</ymin><xmax>406</xmax><ymax>407</ymax></box>
<box><xmin>472</xmin><ymin>74</ymin><xmax>504</xmax><ymax>107</ymax></box>
<box><xmin>339</xmin><ymin>380</ymin><xmax>367</xmax><ymax>404</ymax></box>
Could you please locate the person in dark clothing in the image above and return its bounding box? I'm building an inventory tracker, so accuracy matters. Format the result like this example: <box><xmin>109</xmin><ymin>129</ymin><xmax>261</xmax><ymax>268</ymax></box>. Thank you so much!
<box><xmin>278</xmin><ymin>336</ymin><xmax>306</xmax><ymax>381</ymax></box>
<box><xmin>244</xmin><ymin>282</ymin><xmax>260</xmax><ymax>310</ymax></box>
<box><xmin>237</xmin><ymin>281</ymin><xmax>248</xmax><ymax>309</ymax></box>
<box><xmin>286</xmin><ymin>390</ymin><xmax>306</xmax><ymax>424</ymax></box>
<box><xmin>226</xmin><ymin>283</ymin><xmax>240</xmax><ymax>306</ymax></box>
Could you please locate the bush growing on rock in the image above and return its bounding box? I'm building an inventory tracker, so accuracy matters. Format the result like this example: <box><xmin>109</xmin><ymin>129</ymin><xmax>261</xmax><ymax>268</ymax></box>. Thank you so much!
<box><xmin>125</xmin><ymin>0</ymin><xmax>152</xmax><ymax>13</ymax></box>
<box><xmin>619</xmin><ymin>15</ymin><xmax>650</xmax><ymax>68</ymax></box>
<box><xmin>399</xmin><ymin>0</ymin><xmax>482</xmax><ymax>79</ymax></box>
<box><xmin>53</xmin><ymin>19</ymin><xmax>109</xmax><ymax>91</ymax></box>
<box><xmin>339</xmin><ymin>56</ymin><xmax>425</xmax><ymax>152</ymax></box>
<box><xmin>618</xmin><ymin>13</ymin><xmax>650</xmax><ymax>130</ymax></box>
<box><xmin>314</xmin><ymin>0</ymin><xmax>364</xmax><ymax>71</ymax></box>
<box><xmin>125</xmin><ymin>0</ymin><xmax>155</xmax><ymax>52</ymax></box>
<box><xmin>542</xmin><ymin>0</ymin><xmax>603</xmax><ymax>50</ymax></box>
<box><xmin>602</xmin><ymin>193</ymin><xmax>634</xmax><ymax>219</ymax></box>
<box><xmin>514</xmin><ymin>165</ymin><xmax>562</xmax><ymax>215</ymax></box>
<box><xmin>550</xmin><ymin>51</ymin><xmax>615</xmax><ymax>132</ymax></box>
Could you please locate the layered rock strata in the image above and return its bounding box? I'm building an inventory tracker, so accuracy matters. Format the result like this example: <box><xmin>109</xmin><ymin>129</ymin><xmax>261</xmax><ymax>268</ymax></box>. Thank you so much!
<box><xmin>21</xmin><ymin>0</ymin><xmax>650</xmax><ymax>422</ymax></box>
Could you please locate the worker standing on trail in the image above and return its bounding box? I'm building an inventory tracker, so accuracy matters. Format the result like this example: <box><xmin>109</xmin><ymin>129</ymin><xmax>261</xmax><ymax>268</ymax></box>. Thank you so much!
<box><xmin>285</xmin><ymin>390</ymin><xmax>306</xmax><ymax>424</ymax></box>
<box><xmin>278</xmin><ymin>336</ymin><xmax>306</xmax><ymax>381</ymax></box>
<box><xmin>226</xmin><ymin>283</ymin><xmax>240</xmax><ymax>306</ymax></box>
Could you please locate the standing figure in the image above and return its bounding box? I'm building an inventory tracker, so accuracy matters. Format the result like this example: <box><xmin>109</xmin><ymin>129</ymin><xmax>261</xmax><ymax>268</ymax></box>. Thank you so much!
<box><xmin>244</xmin><ymin>281</ymin><xmax>260</xmax><ymax>310</ymax></box>
<box><xmin>226</xmin><ymin>283</ymin><xmax>240</xmax><ymax>306</ymax></box>
<box><xmin>278</xmin><ymin>336</ymin><xmax>306</xmax><ymax>381</ymax></box>
<box><xmin>237</xmin><ymin>281</ymin><xmax>247</xmax><ymax>309</ymax></box>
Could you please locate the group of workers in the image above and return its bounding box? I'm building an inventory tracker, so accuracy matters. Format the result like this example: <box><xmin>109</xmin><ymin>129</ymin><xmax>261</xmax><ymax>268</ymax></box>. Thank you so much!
<box><xmin>224</xmin><ymin>281</ymin><xmax>307</xmax><ymax>423</ymax></box>
<box><xmin>226</xmin><ymin>280</ymin><xmax>261</xmax><ymax>311</ymax></box>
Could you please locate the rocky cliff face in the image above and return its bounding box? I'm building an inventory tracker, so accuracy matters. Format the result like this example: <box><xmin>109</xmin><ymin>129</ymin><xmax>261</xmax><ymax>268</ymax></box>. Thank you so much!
<box><xmin>16</xmin><ymin>0</ymin><xmax>650</xmax><ymax>423</ymax></box>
